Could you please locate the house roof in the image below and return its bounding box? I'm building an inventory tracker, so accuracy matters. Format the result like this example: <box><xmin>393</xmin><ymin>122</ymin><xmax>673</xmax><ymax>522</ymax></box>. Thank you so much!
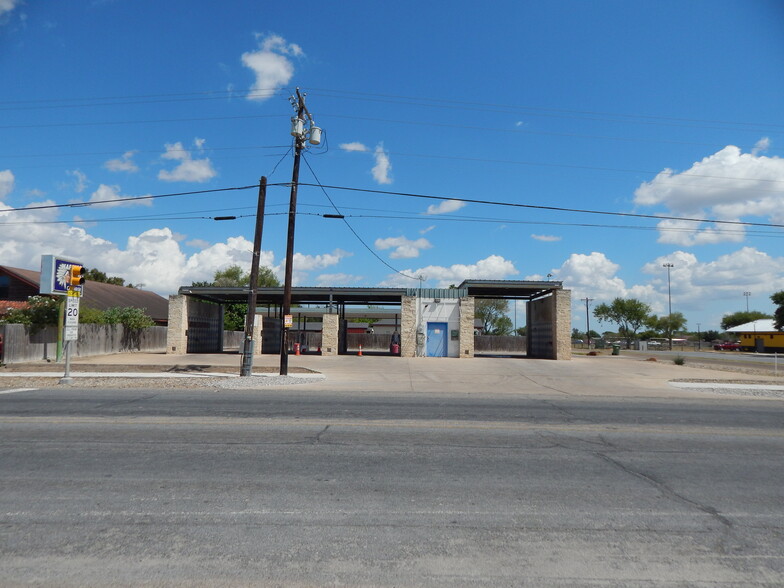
<box><xmin>726</xmin><ymin>319</ymin><xmax>778</xmax><ymax>333</ymax></box>
<box><xmin>0</xmin><ymin>265</ymin><xmax>169</xmax><ymax>323</ymax></box>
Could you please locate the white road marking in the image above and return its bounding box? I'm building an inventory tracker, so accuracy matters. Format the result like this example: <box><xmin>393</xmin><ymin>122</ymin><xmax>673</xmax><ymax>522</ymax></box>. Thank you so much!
<box><xmin>0</xmin><ymin>388</ymin><xmax>38</xmax><ymax>395</ymax></box>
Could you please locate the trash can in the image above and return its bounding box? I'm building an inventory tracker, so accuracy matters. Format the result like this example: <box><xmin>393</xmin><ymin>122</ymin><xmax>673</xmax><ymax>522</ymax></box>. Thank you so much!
<box><xmin>612</xmin><ymin>344</ymin><xmax>620</xmax><ymax>355</ymax></box>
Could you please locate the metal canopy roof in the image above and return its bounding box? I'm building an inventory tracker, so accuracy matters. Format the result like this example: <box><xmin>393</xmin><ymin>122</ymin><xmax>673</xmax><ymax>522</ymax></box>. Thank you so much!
<box><xmin>178</xmin><ymin>286</ymin><xmax>410</xmax><ymax>306</ymax></box>
<box><xmin>458</xmin><ymin>279</ymin><xmax>563</xmax><ymax>300</ymax></box>
<box><xmin>179</xmin><ymin>280</ymin><xmax>563</xmax><ymax>306</ymax></box>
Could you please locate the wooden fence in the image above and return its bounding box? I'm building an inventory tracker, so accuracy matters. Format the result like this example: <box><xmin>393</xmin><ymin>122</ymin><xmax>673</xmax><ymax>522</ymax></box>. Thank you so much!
<box><xmin>0</xmin><ymin>323</ymin><xmax>168</xmax><ymax>364</ymax></box>
<box><xmin>474</xmin><ymin>335</ymin><xmax>526</xmax><ymax>354</ymax></box>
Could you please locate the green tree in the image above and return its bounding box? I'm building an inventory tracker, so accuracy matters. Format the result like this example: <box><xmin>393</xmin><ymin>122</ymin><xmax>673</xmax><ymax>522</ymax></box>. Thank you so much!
<box><xmin>193</xmin><ymin>265</ymin><xmax>280</xmax><ymax>331</ymax></box>
<box><xmin>593</xmin><ymin>298</ymin><xmax>651</xmax><ymax>348</ymax></box>
<box><xmin>720</xmin><ymin>310</ymin><xmax>772</xmax><ymax>331</ymax></box>
<box><xmin>85</xmin><ymin>268</ymin><xmax>128</xmax><ymax>287</ymax></box>
<box><xmin>78</xmin><ymin>306</ymin><xmax>106</xmax><ymax>324</ymax></box>
<box><xmin>514</xmin><ymin>326</ymin><xmax>527</xmax><ymax>337</ymax></box>
<box><xmin>475</xmin><ymin>299</ymin><xmax>512</xmax><ymax>335</ymax></box>
<box><xmin>102</xmin><ymin>307</ymin><xmax>154</xmax><ymax>329</ymax></box>
<box><xmin>208</xmin><ymin>265</ymin><xmax>280</xmax><ymax>288</ymax></box>
<box><xmin>646</xmin><ymin>312</ymin><xmax>687</xmax><ymax>342</ymax></box>
<box><xmin>702</xmin><ymin>329</ymin><xmax>721</xmax><ymax>342</ymax></box>
<box><xmin>0</xmin><ymin>295</ymin><xmax>59</xmax><ymax>333</ymax></box>
<box><xmin>771</xmin><ymin>291</ymin><xmax>784</xmax><ymax>331</ymax></box>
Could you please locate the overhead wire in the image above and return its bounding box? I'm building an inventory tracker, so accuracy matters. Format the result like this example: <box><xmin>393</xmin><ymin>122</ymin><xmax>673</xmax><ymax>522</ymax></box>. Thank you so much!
<box><xmin>288</xmin><ymin>182</ymin><xmax>784</xmax><ymax>229</ymax></box>
<box><xmin>300</xmin><ymin>154</ymin><xmax>421</xmax><ymax>281</ymax></box>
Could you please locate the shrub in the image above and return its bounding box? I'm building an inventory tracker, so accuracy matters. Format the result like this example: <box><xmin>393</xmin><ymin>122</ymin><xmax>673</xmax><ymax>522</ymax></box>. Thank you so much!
<box><xmin>673</xmin><ymin>356</ymin><xmax>685</xmax><ymax>366</ymax></box>
<box><xmin>102</xmin><ymin>306</ymin><xmax>154</xmax><ymax>329</ymax></box>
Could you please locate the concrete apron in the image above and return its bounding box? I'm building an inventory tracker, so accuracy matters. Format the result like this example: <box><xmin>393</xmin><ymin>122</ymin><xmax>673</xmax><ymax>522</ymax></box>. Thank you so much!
<box><xmin>56</xmin><ymin>352</ymin><xmax>784</xmax><ymax>399</ymax></box>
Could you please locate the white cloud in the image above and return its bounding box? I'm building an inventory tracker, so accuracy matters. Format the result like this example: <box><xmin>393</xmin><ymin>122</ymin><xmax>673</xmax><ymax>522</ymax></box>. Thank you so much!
<box><xmin>87</xmin><ymin>184</ymin><xmax>152</xmax><ymax>208</ymax></box>
<box><xmin>0</xmin><ymin>0</ymin><xmax>20</xmax><ymax>18</ymax></box>
<box><xmin>291</xmin><ymin>249</ymin><xmax>351</xmax><ymax>271</ymax></box>
<box><xmin>315</xmin><ymin>273</ymin><xmax>364</xmax><ymax>286</ymax></box>
<box><xmin>425</xmin><ymin>199</ymin><xmax>465</xmax><ymax>215</ymax></box>
<box><xmin>104</xmin><ymin>151</ymin><xmax>139</xmax><ymax>173</ymax></box>
<box><xmin>340</xmin><ymin>142</ymin><xmax>369</xmax><ymax>152</ymax></box>
<box><xmin>375</xmin><ymin>235</ymin><xmax>432</xmax><ymax>259</ymax></box>
<box><xmin>158</xmin><ymin>141</ymin><xmax>217</xmax><ymax>183</ymax></box>
<box><xmin>241</xmin><ymin>33</ymin><xmax>303</xmax><ymax>101</ymax></box>
<box><xmin>0</xmin><ymin>169</ymin><xmax>13</xmax><ymax>198</ymax></box>
<box><xmin>420</xmin><ymin>225</ymin><xmax>436</xmax><ymax>235</ymax></box>
<box><xmin>641</xmin><ymin>248</ymin><xmax>784</xmax><ymax>310</ymax></box>
<box><xmin>0</xmin><ymin>197</ymin><xmax>362</xmax><ymax>295</ymax></box>
<box><xmin>752</xmin><ymin>137</ymin><xmax>770</xmax><ymax>155</ymax></box>
<box><xmin>379</xmin><ymin>254</ymin><xmax>518</xmax><ymax>288</ymax></box>
<box><xmin>531</xmin><ymin>234</ymin><xmax>561</xmax><ymax>242</ymax></box>
<box><xmin>186</xmin><ymin>238</ymin><xmax>211</xmax><ymax>249</ymax></box>
<box><xmin>654</xmin><ymin>218</ymin><xmax>746</xmax><ymax>246</ymax></box>
<box><xmin>634</xmin><ymin>143</ymin><xmax>784</xmax><ymax>244</ymax></box>
<box><xmin>67</xmin><ymin>169</ymin><xmax>88</xmax><ymax>193</ymax></box>
<box><xmin>372</xmin><ymin>143</ymin><xmax>392</xmax><ymax>185</ymax></box>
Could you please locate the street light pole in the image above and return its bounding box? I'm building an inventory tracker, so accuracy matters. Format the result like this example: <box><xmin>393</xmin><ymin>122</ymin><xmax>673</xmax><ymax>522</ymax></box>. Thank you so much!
<box><xmin>743</xmin><ymin>291</ymin><xmax>751</xmax><ymax>312</ymax></box>
<box><xmin>663</xmin><ymin>263</ymin><xmax>674</xmax><ymax>350</ymax></box>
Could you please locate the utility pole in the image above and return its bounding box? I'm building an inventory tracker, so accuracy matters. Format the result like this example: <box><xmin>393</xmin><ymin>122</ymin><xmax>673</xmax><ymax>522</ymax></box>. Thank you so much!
<box><xmin>240</xmin><ymin>176</ymin><xmax>267</xmax><ymax>377</ymax></box>
<box><xmin>581</xmin><ymin>297</ymin><xmax>594</xmax><ymax>348</ymax></box>
<box><xmin>280</xmin><ymin>89</ymin><xmax>322</xmax><ymax>376</ymax></box>
<box><xmin>663</xmin><ymin>263</ymin><xmax>674</xmax><ymax>350</ymax></box>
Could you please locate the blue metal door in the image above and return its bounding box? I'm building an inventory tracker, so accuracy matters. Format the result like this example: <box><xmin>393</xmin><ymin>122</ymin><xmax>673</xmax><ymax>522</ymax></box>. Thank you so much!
<box><xmin>426</xmin><ymin>322</ymin><xmax>448</xmax><ymax>357</ymax></box>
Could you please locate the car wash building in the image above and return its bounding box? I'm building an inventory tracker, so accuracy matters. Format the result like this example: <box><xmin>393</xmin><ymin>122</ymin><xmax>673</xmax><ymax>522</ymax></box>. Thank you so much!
<box><xmin>166</xmin><ymin>279</ymin><xmax>571</xmax><ymax>360</ymax></box>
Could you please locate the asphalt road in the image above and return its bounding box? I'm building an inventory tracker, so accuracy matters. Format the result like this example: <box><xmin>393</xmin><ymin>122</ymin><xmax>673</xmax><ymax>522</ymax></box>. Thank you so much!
<box><xmin>2</xmin><ymin>387</ymin><xmax>784</xmax><ymax>586</ymax></box>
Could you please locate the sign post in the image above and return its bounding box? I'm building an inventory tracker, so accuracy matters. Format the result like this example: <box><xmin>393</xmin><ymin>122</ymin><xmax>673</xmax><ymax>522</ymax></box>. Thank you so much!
<box><xmin>60</xmin><ymin>290</ymin><xmax>81</xmax><ymax>385</ymax></box>
<box><xmin>41</xmin><ymin>255</ymin><xmax>85</xmax><ymax>384</ymax></box>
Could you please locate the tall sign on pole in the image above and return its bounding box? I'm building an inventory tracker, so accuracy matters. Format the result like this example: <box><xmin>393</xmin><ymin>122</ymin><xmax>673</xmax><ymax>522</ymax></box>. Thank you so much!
<box><xmin>40</xmin><ymin>255</ymin><xmax>85</xmax><ymax>384</ymax></box>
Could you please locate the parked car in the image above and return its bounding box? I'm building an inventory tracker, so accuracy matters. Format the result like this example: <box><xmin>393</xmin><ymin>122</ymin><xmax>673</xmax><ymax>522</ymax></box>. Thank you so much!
<box><xmin>713</xmin><ymin>341</ymin><xmax>740</xmax><ymax>351</ymax></box>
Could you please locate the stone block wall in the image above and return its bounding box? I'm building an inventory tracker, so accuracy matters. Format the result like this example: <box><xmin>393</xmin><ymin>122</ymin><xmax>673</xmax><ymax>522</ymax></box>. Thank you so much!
<box><xmin>166</xmin><ymin>295</ymin><xmax>188</xmax><ymax>354</ymax></box>
<box><xmin>554</xmin><ymin>289</ymin><xmax>572</xmax><ymax>360</ymax></box>
<box><xmin>459</xmin><ymin>296</ymin><xmax>475</xmax><ymax>358</ymax></box>
<box><xmin>400</xmin><ymin>296</ymin><xmax>417</xmax><ymax>357</ymax></box>
<box><xmin>321</xmin><ymin>313</ymin><xmax>339</xmax><ymax>356</ymax></box>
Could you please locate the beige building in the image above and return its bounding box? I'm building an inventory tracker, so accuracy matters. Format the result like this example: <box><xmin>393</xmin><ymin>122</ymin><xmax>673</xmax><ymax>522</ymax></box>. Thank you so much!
<box><xmin>166</xmin><ymin>280</ymin><xmax>571</xmax><ymax>360</ymax></box>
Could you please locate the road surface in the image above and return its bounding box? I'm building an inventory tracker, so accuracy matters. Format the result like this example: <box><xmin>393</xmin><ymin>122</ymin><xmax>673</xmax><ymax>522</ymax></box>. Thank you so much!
<box><xmin>2</xmin><ymin>386</ymin><xmax>783</xmax><ymax>586</ymax></box>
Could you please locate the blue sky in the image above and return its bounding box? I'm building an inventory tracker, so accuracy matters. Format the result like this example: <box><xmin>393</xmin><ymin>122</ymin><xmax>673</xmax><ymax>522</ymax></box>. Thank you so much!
<box><xmin>1</xmin><ymin>0</ymin><xmax>783</xmax><ymax>332</ymax></box>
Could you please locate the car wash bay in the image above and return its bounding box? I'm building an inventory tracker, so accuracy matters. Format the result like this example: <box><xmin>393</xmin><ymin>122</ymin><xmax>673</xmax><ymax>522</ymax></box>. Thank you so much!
<box><xmin>166</xmin><ymin>280</ymin><xmax>571</xmax><ymax>360</ymax></box>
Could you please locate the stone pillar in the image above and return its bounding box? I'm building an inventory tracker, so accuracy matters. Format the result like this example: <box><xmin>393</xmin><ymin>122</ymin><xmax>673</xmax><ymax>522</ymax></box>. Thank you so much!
<box><xmin>459</xmin><ymin>296</ymin><xmax>475</xmax><ymax>358</ymax></box>
<box><xmin>553</xmin><ymin>289</ymin><xmax>572</xmax><ymax>360</ymax></box>
<box><xmin>252</xmin><ymin>317</ymin><xmax>263</xmax><ymax>355</ymax></box>
<box><xmin>166</xmin><ymin>294</ymin><xmax>188</xmax><ymax>354</ymax></box>
<box><xmin>321</xmin><ymin>313</ymin><xmax>339</xmax><ymax>356</ymax></box>
<box><xmin>400</xmin><ymin>296</ymin><xmax>417</xmax><ymax>358</ymax></box>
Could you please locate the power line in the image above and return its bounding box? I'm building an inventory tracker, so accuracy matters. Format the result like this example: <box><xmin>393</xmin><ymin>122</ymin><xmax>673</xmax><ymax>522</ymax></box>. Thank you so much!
<box><xmin>287</xmin><ymin>182</ymin><xmax>784</xmax><ymax>229</ymax></box>
<box><xmin>0</xmin><ymin>113</ymin><xmax>282</xmax><ymax>130</ymax></box>
<box><xmin>309</xmin><ymin>87</ymin><xmax>784</xmax><ymax>132</ymax></box>
<box><xmin>300</xmin><ymin>155</ymin><xmax>420</xmax><ymax>281</ymax></box>
<box><xmin>2</xmin><ymin>185</ymin><xmax>259</xmax><ymax>213</ymax></box>
<box><xmin>321</xmin><ymin>212</ymin><xmax>783</xmax><ymax>238</ymax></box>
<box><xmin>0</xmin><ymin>144</ymin><xmax>290</xmax><ymax>160</ymax></box>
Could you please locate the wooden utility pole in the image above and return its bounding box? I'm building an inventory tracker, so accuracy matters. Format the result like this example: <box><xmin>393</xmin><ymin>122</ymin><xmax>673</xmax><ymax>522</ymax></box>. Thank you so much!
<box><xmin>280</xmin><ymin>90</ymin><xmax>307</xmax><ymax>376</ymax></box>
<box><xmin>582</xmin><ymin>297</ymin><xmax>594</xmax><ymax>348</ymax></box>
<box><xmin>240</xmin><ymin>176</ymin><xmax>267</xmax><ymax>377</ymax></box>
